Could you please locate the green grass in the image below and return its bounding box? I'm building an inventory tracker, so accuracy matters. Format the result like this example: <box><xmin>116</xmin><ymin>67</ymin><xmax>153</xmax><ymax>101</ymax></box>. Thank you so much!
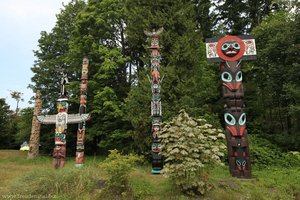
<box><xmin>0</xmin><ymin>150</ymin><xmax>300</xmax><ymax>200</ymax></box>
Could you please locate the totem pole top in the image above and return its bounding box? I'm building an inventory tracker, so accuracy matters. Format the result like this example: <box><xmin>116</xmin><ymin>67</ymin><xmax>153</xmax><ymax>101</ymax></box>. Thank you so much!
<box><xmin>144</xmin><ymin>27</ymin><xmax>164</xmax><ymax>37</ymax></box>
<box><xmin>205</xmin><ymin>35</ymin><xmax>257</xmax><ymax>63</ymax></box>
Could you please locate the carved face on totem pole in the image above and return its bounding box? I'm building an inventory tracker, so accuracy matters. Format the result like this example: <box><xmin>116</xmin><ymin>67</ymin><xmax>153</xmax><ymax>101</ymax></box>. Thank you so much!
<box><xmin>57</xmin><ymin>98</ymin><xmax>68</xmax><ymax>112</ymax></box>
<box><xmin>216</xmin><ymin>36</ymin><xmax>245</xmax><ymax>61</ymax></box>
<box><xmin>221</xmin><ymin>67</ymin><xmax>243</xmax><ymax>92</ymax></box>
<box><xmin>224</xmin><ymin>109</ymin><xmax>246</xmax><ymax>137</ymax></box>
<box><xmin>81</xmin><ymin>65</ymin><xmax>88</xmax><ymax>79</ymax></box>
<box><xmin>151</xmin><ymin>143</ymin><xmax>161</xmax><ymax>153</ymax></box>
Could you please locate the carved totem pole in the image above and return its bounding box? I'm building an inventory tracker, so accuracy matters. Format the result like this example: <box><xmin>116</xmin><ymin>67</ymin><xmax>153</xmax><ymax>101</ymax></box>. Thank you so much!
<box><xmin>28</xmin><ymin>90</ymin><xmax>42</xmax><ymax>159</ymax></box>
<box><xmin>37</xmin><ymin>72</ymin><xmax>90</xmax><ymax>169</ymax></box>
<box><xmin>206</xmin><ymin>35</ymin><xmax>257</xmax><ymax>178</ymax></box>
<box><xmin>75</xmin><ymin>57</ymin><xmax>90</xmax><ymax>167</ymax></box>
<box><xmin>145</xmin><ymin>28</ymin><xmax>164</xmax><ymax>174</ymax></box>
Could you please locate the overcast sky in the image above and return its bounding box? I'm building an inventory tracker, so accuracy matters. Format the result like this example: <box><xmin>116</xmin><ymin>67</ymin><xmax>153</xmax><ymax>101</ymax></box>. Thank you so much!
<box><xmin>0</xmin><ymin>0</ymin><xmax>71</xmax><ymax>111</ymax></box>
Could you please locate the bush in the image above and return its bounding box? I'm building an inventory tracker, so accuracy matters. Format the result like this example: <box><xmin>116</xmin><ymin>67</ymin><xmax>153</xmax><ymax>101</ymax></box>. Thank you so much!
<box><xmin>98</xmin><ymin>149</ymin><xmax>141</xmax><ymax>199</ymax></box>
<box><xmin>160</xmin><ymin>110</ymin><xmax>226</xmax><ymax>196</ymax></box>
<box><xmin>249</xmin><ymin>134</ymin><xmax>300</xmax><ymax>168</ymax></box>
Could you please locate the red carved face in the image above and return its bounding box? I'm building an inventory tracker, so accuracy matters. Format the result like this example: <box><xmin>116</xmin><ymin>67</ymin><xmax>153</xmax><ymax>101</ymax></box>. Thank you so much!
<box><xmin>221</xmin><ymin>41</ymin><xmax>240</xmax><ymax>57</ymax></box>
<box><xmin>224</xmin><ymin>112</ymin><xmax>246</xmax><ymax>136</ymax></box>
<box><xmin>221</xmin><ymin>70</ymin><xmax>243</xmax><ymax>91</ymax></box>
<box><xmin>216</xmin><ymin>36</ymin><xmax>245</xmax><ymax>61</ymax></box>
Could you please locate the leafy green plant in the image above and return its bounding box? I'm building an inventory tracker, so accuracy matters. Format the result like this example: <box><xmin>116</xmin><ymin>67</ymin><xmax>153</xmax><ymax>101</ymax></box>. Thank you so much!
<box><xmin>249</xmin><ymin>134</ymin><xmax>300</xmax><ymax>168</ymax></box>
<box><xmin>160</xmin><ymin>110</ymin><xmax>226</xmax><ymax>196</ymax></box>
<box><xmin>99</xmin><ymin>149</ymin><xmax>141</xmax><ymax>199</ymax></box>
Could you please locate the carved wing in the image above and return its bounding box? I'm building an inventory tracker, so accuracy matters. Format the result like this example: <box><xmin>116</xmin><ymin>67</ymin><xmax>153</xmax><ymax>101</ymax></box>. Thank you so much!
<box><xmin>144</xmin><ymin>30</ymin><xmax>153</xmax><ymax>37</ymax></box>
<box><xmin>144</xmin><ymin>27</ymin><xmax>164</xmax><ymax>37</ymax></box>
<box><xmin>37</xmin><ymin>115</ymin><xmax>56</xmax><ymax>124</ymax></box>
<box><xmin>155</xmin><ymin>27</ymin><xmax>164</xmax><ymax>36</ymax></box>
<box><xmin>67</xmin><ymin>114</ymin><xmax>90</xmax><ymax>124</ymax></box>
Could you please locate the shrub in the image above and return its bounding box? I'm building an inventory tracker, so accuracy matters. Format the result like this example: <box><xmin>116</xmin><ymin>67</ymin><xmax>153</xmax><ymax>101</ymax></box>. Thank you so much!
<box><xmin>249</xmin><ymin>134</ymin><xmax>300</xmax><ymax>168</ymax></box>
<box><xmin>99</xmin><ymin>149</ymin><xmax>141</xmax><ymax>199</ymax></box>
<box><xmin>160</xmin><ymin>110</ymin><xmax>226</xmax><ymax>196</ymax></box>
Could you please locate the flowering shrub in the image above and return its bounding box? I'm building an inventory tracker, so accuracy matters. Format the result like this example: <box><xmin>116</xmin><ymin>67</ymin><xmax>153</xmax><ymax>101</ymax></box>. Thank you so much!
<box><xmin>160</xmin><ymin>110</ymin><xmax>226</xmax><ymax>195</ymax></box>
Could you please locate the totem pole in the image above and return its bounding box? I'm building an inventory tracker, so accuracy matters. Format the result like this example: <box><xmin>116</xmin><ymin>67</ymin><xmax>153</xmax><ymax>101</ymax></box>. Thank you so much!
<box><xmin>75</xmin><ymin>57</ymin><xmax>89</xmax><ymax>167</ymax></box>
<box><xmin>28</xmin><ymin>90</ymin><xmax>42</xmax><ymax>159</ymax></box>
<box><xmin>205</xmin><ymin>35</ymin><xmax>257</xmax><ymax>178</ymax></box>
<box><xmin>145</xmin><ymin>28</ymin><xmax>164</xmax><ymax>174</ymax></box>
<box><xmin>37</xmin><ymin>72</ymin><xmax>90</xmax><ymax>168</ymax></box>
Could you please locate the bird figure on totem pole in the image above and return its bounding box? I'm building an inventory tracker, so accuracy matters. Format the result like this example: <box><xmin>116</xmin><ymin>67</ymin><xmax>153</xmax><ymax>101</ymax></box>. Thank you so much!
<box><xmin>206</xmin><ymin>35</ymin><xmax>257</xmax><ymax>178</ymax></box>
<box><xmin>37</xmin><ymin>72</ymin><xmax>90</xmax><ymax>169</ymax></box>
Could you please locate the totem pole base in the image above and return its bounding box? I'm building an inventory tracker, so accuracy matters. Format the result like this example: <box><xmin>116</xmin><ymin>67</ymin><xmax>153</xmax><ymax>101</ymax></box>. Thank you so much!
<box><xmin>151</xmin><ymin>169</ymin><xmax>161</xmax><ymax>174</ymax></box>
<box><xmin>75</xmin><ymin>164</ymin><xmax>84</xmax><ymax>168</ymax></box>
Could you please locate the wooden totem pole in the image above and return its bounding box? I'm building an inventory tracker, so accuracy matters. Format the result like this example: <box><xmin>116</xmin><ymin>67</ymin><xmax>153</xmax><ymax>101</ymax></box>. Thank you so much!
<box><xmin>75</xmin><ymin>57</ymin><xmax>89</xmax><ymax>167</ymax></box>
<box><xmin>37</xmin><ymin>72</ymin><xmax>90</xmax><ymax>169</ymax></box>
<box><xmin>206</xmin><ymin>35</ymin><xmax>257</xmax><ymax>178</ymax></box>
<box><xmin>28</xmin><ymin>90</ymin><xmax>42</xmax><ymax>159</ymax></box>
<box><xmin>145</xmin><ymin>28</ymin><xmax>164</xmax><ymax>174</ymax></box>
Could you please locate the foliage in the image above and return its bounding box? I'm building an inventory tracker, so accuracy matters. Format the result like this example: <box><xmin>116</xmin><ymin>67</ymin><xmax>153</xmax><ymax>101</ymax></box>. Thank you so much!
<box><xmin>0</xmin><ymin>99</ymin><xmax>14</xmax><ymax>149</ymax></box>
<box><xmin>15</xmin><ymin>107</ymin><xmax>33</xmax><ymax>145</ymax></box>
<box><xmin>9</xmin><ymin>90</ymin><xmax>24</xmax><ymax>115</ymax></box>
<box><xmin>248</xmin><ymin>134</ymin><xmax>300</xmax><ymax>168</ymax></box>
<box><xmin>23</xmin><ymin>0</ymin><xmax>300</xmax><ymax>155</ymax></box>
<box><xmin>99</xmin><ymin>149</ymin><xmax>141</xmax><ymax>199</ymax></box>
<box><xmin>160</xmin><ymin>110</ymin><xmax>226</xmax><ymax>196</ymax></box>
<box><xmin>214</xmin><ymin>0</ymin><xmax>272</xmax><ymax>34</ymax></box>
<box><xmin>246</xmin><ymin>9</ymin><xmax>300</xmax><ymax>149</ymax></box>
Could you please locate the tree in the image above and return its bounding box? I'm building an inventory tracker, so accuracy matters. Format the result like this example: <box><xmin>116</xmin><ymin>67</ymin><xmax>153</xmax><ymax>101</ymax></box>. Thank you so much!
<box><xmin>15</xmin><ymin>107</ymin><xmax>34</xmax><ymax>144</ymax></box>
<box><xmin>9</xmin><ymin>90</ymin><xmax>24</xmax><ymax>115</ymax></box>
<box><xmin>0</xmin><ymin>98</ymin><xmax>14</xmax><ymax>149</ymax></box>
<box><xmin>68</xmin><ymin>0</ymin><xmax>133</xmax><ymax>153</ymax></box>
<box><xmin>193</xmin><ymin>0</ymin><xmax>214</xmax><ymax>38</ymax></box>
<box><xmin>214</xmin><ymin>0</ymin><xmax>272</xmax><ymax>35</ymax></box>
<box><xmin>30</xmin><ymin>0</ymin><xmax>86</xmax><ymax>111</ymax></box>
<box><xmin>245</xmin><ymin>9</ymin><xmax>300</xmax><ymax>149</ymax></box>
<box><xmin>124</xmin><ymin>0</ymin><xmax>220</xmax><ymax>153</ymax></box>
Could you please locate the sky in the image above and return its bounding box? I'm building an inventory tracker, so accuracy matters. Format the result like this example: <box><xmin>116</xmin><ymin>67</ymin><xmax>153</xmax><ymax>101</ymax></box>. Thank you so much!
<box><xmin>0</xmin><ymin>0</ymin><xmax>71</xmax><ymax>111</ymax></box>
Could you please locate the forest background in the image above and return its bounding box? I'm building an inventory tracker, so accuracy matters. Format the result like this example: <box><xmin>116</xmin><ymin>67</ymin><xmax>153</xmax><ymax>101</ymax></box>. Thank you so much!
<box><xmin>0</xmin><ymin>0</ymin><xmax>299</xmax><ymax>159</ymax></box>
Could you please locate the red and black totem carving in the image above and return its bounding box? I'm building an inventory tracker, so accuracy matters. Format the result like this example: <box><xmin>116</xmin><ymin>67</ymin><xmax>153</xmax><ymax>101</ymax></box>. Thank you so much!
<box><xmin>37</xmin><ymin>70</ymin><xmax>90</xmax><ymax>169</ymax></box>
<box><xmin>206</xmin><ymin>35</ymin><xmax>257</xmax><ymax>178</ymax></box>
<box><xmin>75</xmin><ymin>57</ymin><xmax>90</xmax><ymax>167</ymax></box>
<box><xmin>145</xmin><ymin>28</ymin><xmax>164</xmax><ymax>174</ymax></box>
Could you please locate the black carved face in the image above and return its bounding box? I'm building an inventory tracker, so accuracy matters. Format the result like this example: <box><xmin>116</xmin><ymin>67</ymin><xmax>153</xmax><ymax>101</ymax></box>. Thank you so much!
<box><xmin>221</xmin><ymin>41</ymin><xmax>240</xmax><ymax>57</ymax></box>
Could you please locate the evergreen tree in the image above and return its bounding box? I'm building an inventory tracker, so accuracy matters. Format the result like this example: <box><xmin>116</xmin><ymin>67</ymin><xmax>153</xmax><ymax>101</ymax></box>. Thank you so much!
<box><xmin>0</xmin><ymin>99</ymin><xmax>14</xmax><ymax>149</ymax></box>
<box><xmin>125</xmin><ymin>0</ymin><xmax>220</xmax><ymax>153</ymax></box>
<box><xmin>246</xmin><ymin>9</ymin><xmax>300</xmax><ymax>149</ymax></box>
<box><xmin>30</xmin><ymin>0</ymin><xmax>86</xmax><ymax>111</ymax></box>
<box><xmin>69</xmin><ymin>0</ymin><xmax>133</xmax><ymax>153</ymax></box>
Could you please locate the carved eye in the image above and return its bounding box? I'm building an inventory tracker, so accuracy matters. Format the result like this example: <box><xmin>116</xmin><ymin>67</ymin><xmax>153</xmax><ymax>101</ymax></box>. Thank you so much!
<box><xmin>221</xmin><ymin>72</ymin><xmax>232</xmax><ymax>82</ymax></box>
<box><xmin>236</xmin><ymin>71</ymin><xmax>243</xmax><ymax>82</ymax></box>
<box><xmin>233</xmin><ymin>42</ymin><xmax>240</xmax><ymax>49</ymax></box>
<box><xmin>224</xmin><ymin>113</ymin><xmax>236</xmax><ymax>126</ymax></box>
<box><xmin>239</xmin><ymin>113</ymin><xmax>246</xmax><ymax>125</ymax></box>
<box><xmin>222</xmin><ymin>43</ymin><xmax>229</xmax><ymax>50</ymax></box>
<box><xmin>242</xmin><ymin>160</ymin><xmax>247</xmax><ymax>166</ymax></box>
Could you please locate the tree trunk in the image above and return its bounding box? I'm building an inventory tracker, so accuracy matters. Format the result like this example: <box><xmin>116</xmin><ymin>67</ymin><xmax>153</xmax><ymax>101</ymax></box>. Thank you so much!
<box><xmin>27</xmin><ymin>91</ymin><xmax>42</xmax><ymax>159</ymax></box>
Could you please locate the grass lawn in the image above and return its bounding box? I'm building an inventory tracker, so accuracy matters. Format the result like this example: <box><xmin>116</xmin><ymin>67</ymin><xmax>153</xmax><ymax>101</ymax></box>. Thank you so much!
<box><xmin>0</xmin><ymin>150</ymin><xmax>300</xmax><ymax>200</ymax></box>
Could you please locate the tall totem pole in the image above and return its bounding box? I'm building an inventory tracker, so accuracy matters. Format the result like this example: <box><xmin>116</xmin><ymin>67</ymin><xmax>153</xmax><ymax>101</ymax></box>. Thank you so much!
<box><xmin>37</xmin><ymin>71</ymin><xmax>90</xmax><ymax>168</ymax></box>
<box><xmin>75</xmin><ymin>57</ymin><xmax>90</xmax><ymax>167</ymax></box>
<box><xmin>206</xmin><ymin>35</ymin><xmax>257</xmax><ymax>178</ymax></box>
<box><xmin>145</xmin><ymin>28</ymin><xmax>164</xmax><ymax>174</ymax></box>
